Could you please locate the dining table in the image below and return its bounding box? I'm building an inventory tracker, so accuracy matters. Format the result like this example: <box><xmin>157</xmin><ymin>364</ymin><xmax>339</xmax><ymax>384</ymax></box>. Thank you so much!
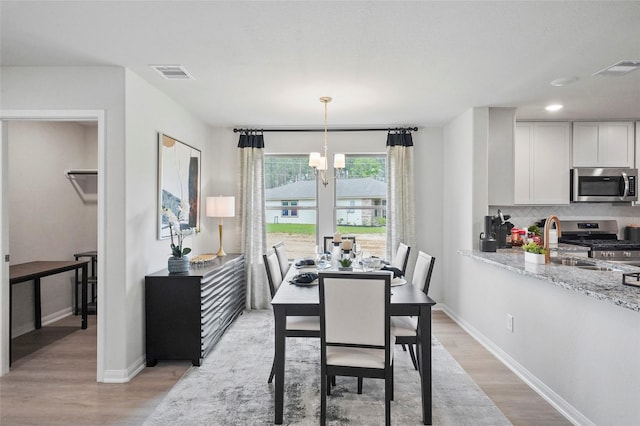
<box><xmin>271</xmin><ymin>260</ymin><xmax>437</xmax><ymax>425</ymax></box>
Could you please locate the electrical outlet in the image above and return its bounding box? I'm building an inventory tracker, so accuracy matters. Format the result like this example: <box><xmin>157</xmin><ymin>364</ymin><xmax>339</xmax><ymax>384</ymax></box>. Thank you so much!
<box><xmin>506</xmin><ymin>314</ymin><xmax>514</xmax><ymax>332</ymax></box>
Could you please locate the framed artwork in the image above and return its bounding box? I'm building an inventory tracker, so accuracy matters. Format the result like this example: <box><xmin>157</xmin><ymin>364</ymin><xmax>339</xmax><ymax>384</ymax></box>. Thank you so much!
<box><xmin>158</xmin><ymin>132</ymin><xmax>201</xmax><ymax>240</ymax></box>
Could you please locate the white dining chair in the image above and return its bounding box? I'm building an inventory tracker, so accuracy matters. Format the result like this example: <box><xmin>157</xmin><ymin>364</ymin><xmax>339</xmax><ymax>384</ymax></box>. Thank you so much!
<box><xmin>319</xmin><ymin>271</ymin><xmax>394</xmax><ymax>426</ymax></box>
<box><xmin>263</xmin><ymin>249</ymin><xmax>320</xmax><ymax>383</ymax></box>
<box><xmin>391</xmin><ymin>250</ymin><xmax>435</xmax><ymax>369</ymax></box>
<box><xmin>391</xmin><ymin>242</ymin><xmax>411</xmax><ymax>275</ymax></box>
<box><xmin>273</xmin><ymin>241</ymin><xmax>291</xmax><ymax>277</ymax></box>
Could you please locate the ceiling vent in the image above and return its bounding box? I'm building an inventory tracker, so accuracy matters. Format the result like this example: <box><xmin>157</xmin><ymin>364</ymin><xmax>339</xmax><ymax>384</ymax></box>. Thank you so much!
<box><xmin>592</xmin><ymin>60</ymin><xmax>640</xmax><ymax>77</ymax></box>
<box><xmin>150</xmin><ymin>65</ymin><xmax>194</xmax><ymax>80</ymax></box>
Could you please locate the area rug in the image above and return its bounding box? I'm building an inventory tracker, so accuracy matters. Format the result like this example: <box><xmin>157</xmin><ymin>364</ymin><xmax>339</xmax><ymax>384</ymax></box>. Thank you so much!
<box><xmin>143</xmin><ymin>310</ymin><xmax>510</xmax><ymax>426</ymax></box>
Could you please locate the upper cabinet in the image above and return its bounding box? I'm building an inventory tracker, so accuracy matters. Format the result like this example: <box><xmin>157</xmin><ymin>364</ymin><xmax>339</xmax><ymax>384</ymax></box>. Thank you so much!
<box><xmin>514</xmin><ymin>122</ymin><xmax>571</xmax><ymax>205</ymax></box>
<box><xmin>572</xmin><ymin>122</ymin><xmax>634</xmax><ymax>167</ymax></box>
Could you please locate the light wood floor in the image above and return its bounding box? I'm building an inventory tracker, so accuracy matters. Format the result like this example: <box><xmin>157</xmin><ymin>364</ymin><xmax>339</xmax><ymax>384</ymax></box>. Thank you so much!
<box><xmin>0</xmin><ymin>311</ymin><xmax>572</xmax><ymax>425</ymax></box>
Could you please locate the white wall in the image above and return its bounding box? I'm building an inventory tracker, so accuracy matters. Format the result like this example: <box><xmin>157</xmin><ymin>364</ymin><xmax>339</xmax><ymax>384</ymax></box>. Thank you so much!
<box><xmin>1</xmin><ymin>66</ymin><xmax>126</xmax><ymax>380</ymax></box>
<box><xmin>207</xmin><ymin>127</ymin><xmax>241</xmax><ymax>255</ymax></box>
<box><xmin>443</xmin><ymin>108</ymin><xmax>480</xmax><ymax>307</ymax></box>
<box><xmin>453</xmin><ymin>255</ymin><xmax>640</xmax><ymax>425</ymax></box>
<box><xmin>122</xmin><ymin>70</ymin><xmax>215</xmax><ymax>377</ymax></box>
<box><xmin>8</xmin><ymin>121</ymin><xmax>97</xmax><ymax>336</ymax></box>
<box><xmin>1</xmin><ymin>66</ymin><xmax>216</xmax><ymax>382</ymax></box>
<box><xmin>413</xmin><ymin>127</ymin><xmax>445</xmax><ymax>302</ymax></box>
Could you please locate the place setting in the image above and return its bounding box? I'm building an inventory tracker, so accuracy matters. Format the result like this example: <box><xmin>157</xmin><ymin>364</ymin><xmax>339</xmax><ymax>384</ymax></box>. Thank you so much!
<box><xmin>287</xmin><ymin>242</ymin><xmax>408</xmax><ymax>287</ymax></box>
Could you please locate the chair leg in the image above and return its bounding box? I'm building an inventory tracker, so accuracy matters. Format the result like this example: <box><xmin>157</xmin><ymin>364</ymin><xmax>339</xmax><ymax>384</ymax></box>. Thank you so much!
<box><xmin>385</xmin><ymin>370</ymin><xmax>392</xmax><ymax>426</ymax></box>
<box><xmin>326</xmin><ymin>375</ymin><xmax>332</xmax><ymax>395</ymax></box>
<box><xmin>321</xmin><ymin>370</ymin><xmax>327</xmax><ymax>425</ymax></box>
<box><xmin>408</xmin><ymin>344</ymin><xmax>418</xmax><ymax>370</ymax></box>
<box><xmin>401</xmin><ymin>343</ymin><xmax>407</xmax><ymax>351</ymax></box>
<box><xmin>331</xmin><ymin>375</ymin><xmax>336</xmax><ymax>386</ymax></box>
<box><xmin>268</xmin><ymin>358</ymin><xmax>275</xmax><ymax>383</ymax></box>
<box><xmin>391</xmin><ymin>364</ymin><xmax>394</xmax><ymax>401</ymax></box>
<box><xmin>357</xmin><ymin>377</ymin><xmax>363</xmax><ymax>394</ymax></box>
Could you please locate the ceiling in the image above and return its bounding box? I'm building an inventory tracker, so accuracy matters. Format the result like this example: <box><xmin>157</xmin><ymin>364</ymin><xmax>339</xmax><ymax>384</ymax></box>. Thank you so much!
<box><xmin>1</xmin><ymin>1</ymin><xmax>640</xmax><ymax>128</ymax></box>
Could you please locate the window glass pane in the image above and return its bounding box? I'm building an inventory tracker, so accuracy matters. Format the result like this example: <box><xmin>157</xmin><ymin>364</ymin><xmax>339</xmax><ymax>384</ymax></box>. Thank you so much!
<box><xmin>335</xmin><ymin>155</ymin><xmax>386</xmax><ymax>258</ymax></box>
<box><xmin>266</xmin><ymin>212</ymin><xmax>317</xmax><ymax>259</ymax></box>
<box><xmin>265</xmin><ymin>155</ymin><xmax>317</xmax><ymax>259</ymax></box>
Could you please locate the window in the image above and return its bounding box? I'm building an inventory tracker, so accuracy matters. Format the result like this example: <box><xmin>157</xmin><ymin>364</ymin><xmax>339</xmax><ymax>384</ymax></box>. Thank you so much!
<box><xmin>265</xmin><ymin>155</ymin><xmax>317</xmax><ymax>259</ymax></box>
<box><xmin>281</xmin><ymin>200</ymin><xmax>299</xmax><ymax>217</ymax></box>
<box><xmin>335</xmin><ymin>155</ymin><xmax>387</xmax><ymax>258</ymax></box>
<box><xmin>264</xmin><ymin>153</ymin><xmax>387</xmax><ymax>259</ymax></box>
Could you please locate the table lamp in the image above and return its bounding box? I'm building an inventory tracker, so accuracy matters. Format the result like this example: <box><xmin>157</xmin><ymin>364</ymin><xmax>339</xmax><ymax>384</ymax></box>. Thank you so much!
<box><xmin>206</xmin><ymin>195</ymin><xmax>235</xmax><ymax>256</ymax></box>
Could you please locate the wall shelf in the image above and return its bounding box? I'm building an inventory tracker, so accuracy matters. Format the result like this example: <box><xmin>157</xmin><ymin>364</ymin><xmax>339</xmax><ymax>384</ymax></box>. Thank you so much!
<box><xmin>65</xmin><ymin>169</ymin><xmax>98</xmax><ymax>179</ymax></box>
<box><xmin>65</xmin><ymin>169</ymin><xmax>98</xmax><ymax>203</ymax></box>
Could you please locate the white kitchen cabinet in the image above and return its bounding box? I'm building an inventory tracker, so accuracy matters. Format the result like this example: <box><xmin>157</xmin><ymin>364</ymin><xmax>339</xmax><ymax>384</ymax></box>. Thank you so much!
<box><xmin>572</xmin><ymin>121</ymin><xmax>634</xmax><ymax>167</ymax></box>
<box><xmin>514</xmin><ymin>122</ymin><xmax>570</xmax><ymax>205</ymax></box>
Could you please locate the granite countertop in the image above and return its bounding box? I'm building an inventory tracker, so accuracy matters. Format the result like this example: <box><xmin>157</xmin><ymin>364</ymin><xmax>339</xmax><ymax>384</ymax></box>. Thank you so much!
<box><xmin>459</xmin><ymin>245</ymin><xmax>640</xmax><ymax>312</ymax></box>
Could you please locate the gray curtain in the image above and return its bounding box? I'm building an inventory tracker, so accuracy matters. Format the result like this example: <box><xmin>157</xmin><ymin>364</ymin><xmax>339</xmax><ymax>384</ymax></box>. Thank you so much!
<box><xmin>237</xmin><ymin>132</ymin><xmax>269</xmax><ymax>309</ymax></box>
<box><xmin>386</xmin><ymin>130</ymin><xmax>416</xmax><ymax>276</ymax></box>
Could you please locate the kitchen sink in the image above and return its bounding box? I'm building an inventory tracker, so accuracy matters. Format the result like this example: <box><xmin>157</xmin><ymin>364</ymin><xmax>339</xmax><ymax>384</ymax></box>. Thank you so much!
<box><xmin>550</xmin><ymin>257</ymin><xmax>621</xmax><ymax>272</ymax></box>
<box><xmin>575</xmin><ymin>265</ymin><xmax>619</xmax><ymax>271</ymax></box>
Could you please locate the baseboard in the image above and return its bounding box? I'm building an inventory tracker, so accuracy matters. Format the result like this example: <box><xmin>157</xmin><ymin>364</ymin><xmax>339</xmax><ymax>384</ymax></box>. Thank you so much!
<box><xmin>440</xmin><ymin>304</ymin><xmax>593</xmax><ymax>426</ymax></box>
<box><xmin>12</xmin><ymin>307</ymin><xmax>74</xmax><ymax>338</ymax></box>
<box><xmin>102</xmin><ymin>354</ymin><xmax>146</xmax><ymax>383</ymax></box>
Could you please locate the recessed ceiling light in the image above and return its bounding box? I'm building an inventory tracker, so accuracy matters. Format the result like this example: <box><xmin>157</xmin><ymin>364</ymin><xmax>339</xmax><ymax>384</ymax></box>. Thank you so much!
<box><xmin>150</xmin><ymin>65</ymin><xmax>194</xmax><ymax>80</ymax></box>
<box><xmin>592</xmin><ymin>60</ymin><xmax>640</xmax><ymax>77</ymax></box>
<box><xmin>545</xmin><ymin>104</ymin><xmax>563</xmax><ymax>112</ymax></box>
<box><xmin>550</xmin><ymin>76</ymin><xmax>579</xmax><ymax>87</ymax></box>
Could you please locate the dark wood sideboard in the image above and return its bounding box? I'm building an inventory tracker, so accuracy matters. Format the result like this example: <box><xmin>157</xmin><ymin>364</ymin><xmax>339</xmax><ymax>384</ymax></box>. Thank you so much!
<box><xmin>144</xmin><ymin>254</ymin><xmax>246</xmax><ymax>366</ymax></box>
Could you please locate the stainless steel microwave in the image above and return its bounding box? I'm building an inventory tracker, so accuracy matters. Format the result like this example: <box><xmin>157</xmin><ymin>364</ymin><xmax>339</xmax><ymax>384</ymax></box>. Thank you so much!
<box><xmin>571</xmin><ymin>167</ymin><xmax>638</xmax><ymax>203</ymax></box>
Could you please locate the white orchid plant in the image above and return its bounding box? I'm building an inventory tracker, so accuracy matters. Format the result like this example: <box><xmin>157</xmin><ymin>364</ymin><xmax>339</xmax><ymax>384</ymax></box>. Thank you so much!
<box><xmin>162</xmin><ymin>201</ymin><xmax>196</xmax><ymax>258</ymax></box>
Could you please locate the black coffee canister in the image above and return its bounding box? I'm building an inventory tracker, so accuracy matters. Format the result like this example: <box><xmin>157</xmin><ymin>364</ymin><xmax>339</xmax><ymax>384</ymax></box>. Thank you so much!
<box><xmin>625</xmin><ymin>226</ymin><xmax>640</xmax><ymax>242</ymax></box>
<box><xmin>479</xmin><ymin>235</ymin><xmax>497</xmax><ymax>252</ymax></box>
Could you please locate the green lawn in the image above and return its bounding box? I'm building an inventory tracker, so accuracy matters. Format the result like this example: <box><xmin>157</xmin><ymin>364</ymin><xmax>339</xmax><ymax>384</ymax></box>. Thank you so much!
<box><xmin>267</xmin><ymin>224</ymin><xmax>385</xmax><ymax>234</ymax></box>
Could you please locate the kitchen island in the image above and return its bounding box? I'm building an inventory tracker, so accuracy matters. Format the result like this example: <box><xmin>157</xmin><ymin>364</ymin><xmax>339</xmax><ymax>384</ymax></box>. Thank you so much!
<box><xmin>451</xmin><ymin>247</ymin><xmax>640</xmax><ymax>426</ymax></box>
<box><xmin>459</xmin><ymin>247</ymin><xmax>640</xmax><ymax>312</ymax></box>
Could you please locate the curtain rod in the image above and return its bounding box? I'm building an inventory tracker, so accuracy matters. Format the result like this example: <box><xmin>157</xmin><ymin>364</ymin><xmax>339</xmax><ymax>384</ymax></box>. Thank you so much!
<box><xmin>233</xmin><ymin>127</ymin><xmax>418</xmax><ymax>133</ymax></box>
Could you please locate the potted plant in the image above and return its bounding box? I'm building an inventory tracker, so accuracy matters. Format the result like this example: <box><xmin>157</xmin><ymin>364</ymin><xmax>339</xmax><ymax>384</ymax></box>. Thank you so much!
<box><xmin>523</xmin><ymin>241</ymin><xmax>547</xmax><ymax>264</ymax></box>
<box><xmin>163</xmin><ymin>204</ymin><xmax>195</xmax><ymax>273</ymax></box>
<box><xmin>338</xmin><ymin>257</ymin><xmax>353</xmax><ymax>271</ymax></box>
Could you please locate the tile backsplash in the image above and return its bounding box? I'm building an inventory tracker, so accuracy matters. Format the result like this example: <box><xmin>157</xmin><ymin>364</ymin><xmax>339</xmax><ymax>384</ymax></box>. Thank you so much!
<box><xmin>489</xmin><ymin>203</ymin><xmax>640</xmax><ymax>238</ymax></box>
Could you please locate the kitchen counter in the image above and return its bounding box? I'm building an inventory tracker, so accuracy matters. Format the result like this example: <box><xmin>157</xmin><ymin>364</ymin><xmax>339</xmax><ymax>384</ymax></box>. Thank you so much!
<box><xmin>459</xmin><ymin>246</ymin><xmax>640</xmax><ymax>312</ymax></box>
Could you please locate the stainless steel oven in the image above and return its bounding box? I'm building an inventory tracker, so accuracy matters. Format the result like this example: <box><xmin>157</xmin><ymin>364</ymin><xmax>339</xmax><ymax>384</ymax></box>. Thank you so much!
<box><xmin>571</xmin><ymin>167</ymin><xmax>638</xmax><ymax>203</ymax></box>
<box><xmin>558</xmin><ymin>220</ymin><xmax>640</xmax><ymax>265</ymax></box>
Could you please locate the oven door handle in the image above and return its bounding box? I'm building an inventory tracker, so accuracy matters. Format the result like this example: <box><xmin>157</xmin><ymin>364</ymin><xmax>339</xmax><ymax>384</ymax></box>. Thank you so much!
<box><xmin>621</xmin><ymin>171</ymin><xmax>630</xmax><ymax>199</ymax></box>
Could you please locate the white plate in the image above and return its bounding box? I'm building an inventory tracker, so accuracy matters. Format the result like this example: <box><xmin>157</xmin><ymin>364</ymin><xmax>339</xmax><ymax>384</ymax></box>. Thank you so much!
<box><xmin>391</xmin><ymin>277</ymin><xmax>407</xmax><ymax>286</ymax></box>
<box><xmin>316</xmin><ymin>263</ymin><xmax>332</xmax><ymax>270</ymax></box>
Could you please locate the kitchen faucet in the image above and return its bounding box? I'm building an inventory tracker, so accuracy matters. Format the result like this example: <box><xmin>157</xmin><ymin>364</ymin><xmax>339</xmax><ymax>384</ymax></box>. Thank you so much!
<box><xmin>544</xmin><ymin>215</ymin><xmax>562</xmax><ymax>264</ymax></box>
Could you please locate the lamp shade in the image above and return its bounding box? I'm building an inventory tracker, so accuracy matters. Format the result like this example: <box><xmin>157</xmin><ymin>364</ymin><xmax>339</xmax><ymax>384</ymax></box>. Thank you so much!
<box><xmin>206</xmin><ymin>196</ymin><xmax>235</xmax><ymax>218</ymax></box>
<box><xmin>317</xmin><ymin>156</ymin><xmax>328</xmax><ymax>171</ymax></box>
<box><xmin>309</xmin><ymin>152</ymin><xmax>321</xmax><ymax>168</ymax></box>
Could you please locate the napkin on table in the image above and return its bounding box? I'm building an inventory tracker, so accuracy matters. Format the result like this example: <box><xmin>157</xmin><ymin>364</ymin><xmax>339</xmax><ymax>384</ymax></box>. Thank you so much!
<box><xmin>290</xmin><ymin>272</ymin><xmax>318</xmax><ymax>284</ymax></box>
<box><xmin>381</xmin><ymin>266</ymin><xmax>403</xmax><ymax>278</ymax></box>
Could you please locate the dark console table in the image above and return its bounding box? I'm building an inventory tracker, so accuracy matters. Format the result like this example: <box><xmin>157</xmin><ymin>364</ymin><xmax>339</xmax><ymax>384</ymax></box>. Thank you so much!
<box><xmin>144</xmin><ymin>254</ymin><xmax>246</xmax><ymax>366</ymax></box>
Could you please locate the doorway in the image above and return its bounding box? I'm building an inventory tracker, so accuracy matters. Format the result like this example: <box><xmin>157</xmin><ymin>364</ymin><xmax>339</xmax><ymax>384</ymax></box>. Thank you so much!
<box><xmin>0</xmin><ymin>110</ymin><xmax>105</xmax><ymax>380</ymax></box>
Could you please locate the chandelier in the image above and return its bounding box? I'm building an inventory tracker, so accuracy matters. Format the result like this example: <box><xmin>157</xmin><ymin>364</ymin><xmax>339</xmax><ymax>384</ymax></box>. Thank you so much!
<box><xmin>308</xmin><ymin>96</ymin><xmax>345</xmax><ymax>187</ymax></box>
